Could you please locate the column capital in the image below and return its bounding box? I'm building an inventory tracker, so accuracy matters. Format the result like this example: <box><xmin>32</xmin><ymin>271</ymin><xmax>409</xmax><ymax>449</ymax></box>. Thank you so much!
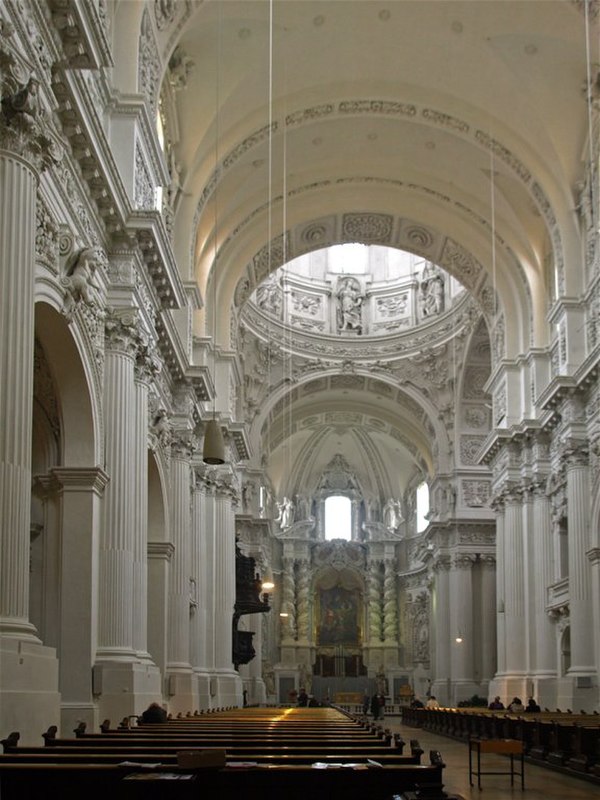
<box><xmin>452</xmin><ymin>553</ymin><xmax>475</xmax><ymax>570</ymax></box>
<box><xmin>171</xmin><ymin>429</ymin><xmax>196</xmax><ymax>460</ymax></box>
<box><xmin>104</xmin><ymin>310</ymin><xmax>139</xmax><ymax>355</ymax></box>
<box><xmin>433</xmin><ymin>554</ymin><xmax>451</xmax><ymax>572</ymax></box>
<box><xmin>0</xmin><ymin>57</ymin><xmax>63</xmax><ymax>172</ymax></box>
<box><xmin>560</xmin><ymin>438</ymin><xmax>589</xmax><ymax>469</ymax></box>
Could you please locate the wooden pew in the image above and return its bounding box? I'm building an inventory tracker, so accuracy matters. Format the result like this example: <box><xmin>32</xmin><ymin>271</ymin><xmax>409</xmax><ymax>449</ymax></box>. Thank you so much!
<box><xmin>0</xmin><ymin>707</ymin><xmax>447</xmax><ymax>800</ymax></box>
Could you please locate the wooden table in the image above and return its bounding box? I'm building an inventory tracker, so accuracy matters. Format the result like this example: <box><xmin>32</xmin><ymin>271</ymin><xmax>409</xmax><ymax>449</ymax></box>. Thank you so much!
<box><xmin>468</xmin><ymin>738</ymin><xmax>524</xmax><ymax>790</ymax></box>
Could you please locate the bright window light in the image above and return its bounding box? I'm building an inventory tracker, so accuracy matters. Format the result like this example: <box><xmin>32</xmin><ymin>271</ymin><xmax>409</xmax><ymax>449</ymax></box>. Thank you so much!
<box><xmin>325</xmin><ymin>495</ymin><xmax>351</xmax><ymax>540</ymax></box>
<box><xmin>328</xmin><ymin>243</ymin><xmax>368</xmax><ymax>274</ymax></box>
<box><xmin>416</xmin><ymin>482</ymin><xmax>429</xmax><ymax>533</ymax></box>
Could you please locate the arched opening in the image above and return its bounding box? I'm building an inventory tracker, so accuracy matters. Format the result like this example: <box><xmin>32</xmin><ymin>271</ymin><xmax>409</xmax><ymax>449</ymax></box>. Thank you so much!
<box><xmin>325</xmin><ymin>495</ymin><xmax>352</xmax><ymax>541</ymax></box>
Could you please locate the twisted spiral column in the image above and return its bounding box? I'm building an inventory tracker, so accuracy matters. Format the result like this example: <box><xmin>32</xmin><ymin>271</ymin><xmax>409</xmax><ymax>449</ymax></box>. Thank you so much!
<box><xmin>368</xmin><ymin>560</ymin><xmax>383</xmax><ymax>641</ymax></box>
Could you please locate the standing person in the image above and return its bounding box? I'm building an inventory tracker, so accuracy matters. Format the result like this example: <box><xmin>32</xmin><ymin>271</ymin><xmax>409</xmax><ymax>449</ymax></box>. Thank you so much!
<box><xmin>362</xmin><ymin>690</ymin><xmax>370</xmax><ymax>715</ymax></box>
<box><xmin>370</xmin><ymin>692</ymin><xmax>381</xmax><ymax>720</ymax></box>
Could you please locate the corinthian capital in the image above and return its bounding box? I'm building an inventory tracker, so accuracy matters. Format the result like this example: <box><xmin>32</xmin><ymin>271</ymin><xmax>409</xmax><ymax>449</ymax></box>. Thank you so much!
<box><xmin>0</xmin><ymin>25</ymin><xmax>62</xmax><ymax>169</ymax></box>
<box><xmin>104</xmin><ymin>311</ymin><xmax>139</xmax><ymax>354</ymax></box>
<box><xmin>561</xmin><ymin>438</ymin><xmax>589</xmax><ymax>469</ymax></box>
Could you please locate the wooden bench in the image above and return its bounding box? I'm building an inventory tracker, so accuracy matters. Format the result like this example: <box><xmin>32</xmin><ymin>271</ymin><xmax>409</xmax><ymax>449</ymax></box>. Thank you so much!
<box><xmin>0</xmin><ymin>707</ymin><xmax>447</xmax><ymax>800</ymax></box>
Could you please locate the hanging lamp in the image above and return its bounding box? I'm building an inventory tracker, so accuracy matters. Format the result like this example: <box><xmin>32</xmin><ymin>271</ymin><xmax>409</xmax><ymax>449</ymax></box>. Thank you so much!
<box><xmin>203</xmin><ymin>417</ymin><xmax>225</xmax><ymax>464</ymax></box>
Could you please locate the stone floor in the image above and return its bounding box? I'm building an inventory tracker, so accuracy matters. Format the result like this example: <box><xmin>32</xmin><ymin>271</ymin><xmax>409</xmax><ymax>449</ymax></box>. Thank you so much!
<box><xmin>383</xmin><ymin>715</ymin><xmax>600</xmax><ymax>798</ymax></box>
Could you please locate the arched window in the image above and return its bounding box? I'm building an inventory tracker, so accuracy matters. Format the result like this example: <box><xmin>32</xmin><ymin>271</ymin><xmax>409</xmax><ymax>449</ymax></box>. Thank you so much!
<box><xmin>325</xmin><ymin>495</ymin><xmax>351</xmax><ymax>540</ymax></box>
<box><xmin>416</xmin><ymin>482</ymin><xmax>430</xmax><ymax>533</ymax></box>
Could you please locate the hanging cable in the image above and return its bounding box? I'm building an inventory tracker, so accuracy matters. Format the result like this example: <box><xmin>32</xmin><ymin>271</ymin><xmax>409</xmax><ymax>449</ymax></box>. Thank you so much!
<box><xmin>203</xmin><ymin>0</ymin><xmax>225</xmax><ymax>464</ymax></box>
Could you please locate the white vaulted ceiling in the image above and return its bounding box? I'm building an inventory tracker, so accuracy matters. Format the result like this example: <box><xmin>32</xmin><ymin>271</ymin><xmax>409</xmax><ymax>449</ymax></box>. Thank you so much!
<box><xmin>155</xmin><ymin>0</ymin><xmax>591</xmax><ymax>494</ymax></box>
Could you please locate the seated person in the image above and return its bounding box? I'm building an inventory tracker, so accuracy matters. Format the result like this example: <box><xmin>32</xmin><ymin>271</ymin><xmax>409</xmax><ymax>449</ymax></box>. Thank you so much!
<box><xmin>525</xmin><ymin>697</ymin><xmax>541</xmax><ymax>713</ymax></box>
<box><xmin>139</xmin><ymin>702</ymin><xmax>168</xmax><ymax>723</ymax></box>
<box><xmin>426</xmin><ymin>695</ymin><xmax>440</xmax><ymax>709</ymax></box>
<box><xmin>297</xmin><ymin>688</ymin><xmax>308</xmax><ymax>707</ymax></box>
<box><xmin>411</xmin><ymin>697</ymin><xmax>425</xmax><ymax>708</ymax></box>
<box><xmin>488</xmin><ymin>696</ymin><xmax>504</xmax><ymax>710</ymax></box>
<box><xmin>508</xmin><ymin>697</ymin><xmax>524</xmax><ymax>713</ymax></box>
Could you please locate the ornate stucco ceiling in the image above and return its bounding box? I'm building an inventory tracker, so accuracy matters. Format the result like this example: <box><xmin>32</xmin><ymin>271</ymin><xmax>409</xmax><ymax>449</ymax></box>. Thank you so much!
<box><xmin>155</xmin><ymin>0</ymin><xmax>590</xmax><ymax>495</ymax></box>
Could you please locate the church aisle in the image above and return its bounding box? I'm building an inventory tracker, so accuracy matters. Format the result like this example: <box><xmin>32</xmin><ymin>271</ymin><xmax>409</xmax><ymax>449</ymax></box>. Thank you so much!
<box><xmin>384</xmin><ymin>717</ymin><xmax>600</xmax><ymax>799</ymax></box>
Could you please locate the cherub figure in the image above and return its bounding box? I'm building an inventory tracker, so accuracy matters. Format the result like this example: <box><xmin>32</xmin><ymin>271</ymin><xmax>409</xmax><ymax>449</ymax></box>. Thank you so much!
<box><xmin>61</xmin><ymin>247</ymin><xmax>102</xmax><ymax>319</ymax></box>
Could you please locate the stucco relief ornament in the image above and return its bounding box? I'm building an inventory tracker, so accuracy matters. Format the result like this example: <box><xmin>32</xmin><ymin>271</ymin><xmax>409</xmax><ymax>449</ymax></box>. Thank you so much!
<box><xmin>60</xmin><ymin>247</ymin><xmax>103</xmax><ymax>321</ymax></box>
<box><xmin>0</xmin><ymin>27</ymin><xmax>63</xmax><ymax>171</ymax></box>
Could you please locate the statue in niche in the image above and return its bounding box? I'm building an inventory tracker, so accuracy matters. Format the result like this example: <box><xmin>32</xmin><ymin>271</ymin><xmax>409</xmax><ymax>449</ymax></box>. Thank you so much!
<box><xmin>242</xmin><ymin>481</ymin><xmax>255</xmax><ymax>514</ymax></box>
<box><xmin>256</xmin><ymin>274</ymin><xmax>282</xmax><ymax>316</ymax></box>
<box><xmin>336</xmin><ymin>277</ymin><xmax>363</xmax><ymax>334</ymax></box>
<box><xmin>418</xmin><ymin>263</ymin><xmax>444</xmax><ymax>318</ymax></box>
<box><xmin>275</xmin><ymin>496</ymin><xmax>294</xmax><ymax>530</ymax></box>
<box><xmin>365</xmin><ymin>497</ymin><xmax>378</xmax><ymax>521</ymax></box>
<box><xmin>383</xmin><ymin>498</ymin><xmax>402</xmax><ymax>531</ymax></box>
<box><xmin>295</xmin><ymin>494</ymin><xmax>310</xmax><ymax>520</ymax></box>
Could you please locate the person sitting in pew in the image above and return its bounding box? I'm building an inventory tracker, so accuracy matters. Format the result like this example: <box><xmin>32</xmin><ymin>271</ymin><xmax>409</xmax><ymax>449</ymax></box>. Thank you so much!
<box><xmin>508</xmin><ymin>697</ymin><xmax>524</xmax><ymax>713</ymax></box>
<box><xmin>139</xmin><ymin>702</ymin><xmax>168</xmax><ymax>723</ymax></box>
<box><xmin>525</xmin><ymin>697</ymin><xmax>541</xmax><ymax>713</ymax></box>
<box><xmin>488</xmin><ymin>696</ymin><xmax>504</xmax><ymax>710</ymax></box>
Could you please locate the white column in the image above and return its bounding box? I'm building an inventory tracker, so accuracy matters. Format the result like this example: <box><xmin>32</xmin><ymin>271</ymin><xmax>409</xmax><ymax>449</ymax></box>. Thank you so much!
<box><xmin>212</xmin><ymin>474</ymin><xmax>241</xmax><ymax>705</ymax></box>
<box><xmin>147</xmin><ymin>542</ymin><xmax>174</xmax><ymax>681</ymax></box>
<box><xmin>432</xmin><ymin>556</ymin><xmax>451</xmax><ymax>706</ymax></box>
<box><xmin>97</xmin><ymin>314</ymin><xmax>138</xmax><ymax>659</ymax></box>
<box><xmin>564</xmin><ymin>443</ymin><xmax>594</xmax><ymax>673</ymax></box>
<box><xmin>479</xmin><ymin>555</ymin><xmax>497</xmax><ymax>685</ymax></box>
<box><xmin>493</xmin><ymin>496</ymin><xmax>507</xmax><ymax>676</ymax></box>
<box><xmin>532</xmin><ymin>480</ymin><xmax>556</xmax><ymax>684</ymax></box>
<box><xmin>166</xmin><ymin>431</ymin><xmax>195</xmax><ymax>712</ymax></box>
<box><xmin>50</xmin><ymin>467</ymin><xmax>108</xmax><ymax>732</ymax></box>
<box><xmin>0</xmin><ymin>87</ymin><xmax>62</xmax><ymax>739</ymax></box>
<box><xmin>449</xmin><ymin>553</ymin><xmax>474</xmax><ymax>702</ymax></box>
<box><xmin>191</xmin><ymin>471</ymin><xmax>210</xmax><ymax>707</ymax></box>
<box><xmin>503</xmin><ymin>486</ymin><xmax>526</xmax><ymax>676</ymax></box>
<box><xmin>132</xmin><ymin>350</ymin><xmax>154</xmax><ymax>661</ymax></box>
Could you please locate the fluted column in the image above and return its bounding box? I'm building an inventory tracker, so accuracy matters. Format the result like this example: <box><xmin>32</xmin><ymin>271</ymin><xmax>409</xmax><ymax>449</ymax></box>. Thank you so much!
<box><xmin>503</xmin><ymin>486</ymin><xmax>526</xmax><ymax>675</ymax></box>
<box><xmin>492</xmin><ymin>496</ymin><xmax>507</xmax><ymax>676</ymax></box>
<box><xmin>479</xmin><ymin>555</ymin><xmax>497</xmax><ymax>684</ymax></box>
<box><xmin>296</xmin><ymin>558</ymin><xmax>310</xmax><ymax>642</ymax></box>
<box><xmin>191</xmin><ymin>471</ymin><xmax>211</xmax><ymax>707</ymax></box>
<box><xmin>432</xmin><ymin>556</ymin><xmax>451</xmax><ymax>705</ymax></box>
<box><xmin>368</xmin><ymin>559</ymin><xmax>383</xmax><ymax>642</ymax></box>
<box><xmin>450</xmin><ymin>554</ymin><xmax>474</xmax><ymax>694</ymax></box>
<box><xmin>132</xmin><ymin>345</ymin><xmax>157</xmax><ymax>661</ymax></box>
<box><xmin>0</xmin><ymin>151</ymin><xmax>41</xmax><ymax>639</ymax></box>
<box><xmin>212</xmin><ymin>473</ymin><xmax>241</xmax><ymax>705</ymax></box>
<box><xmin>564</xmin><ymin>442</ymin><xmax>594</xmax><ymax>673</ymax></box>
<box><xmin>532</xmin><ymin>479</ymin><xmax>556</xmax><ymax>679</ymax></box>
<box><xmin>0</xmin><ymin>38</ymin><xmax>63</xmax><ymax>741</ymax></box>
<box><xmin>97</xmin><ymin>314</ymin><xmax>138</xmax><ymax>659</ymax></box>
<box><xmin>167</xmin><ymin>431</ymin><xmax>194</xmax><ymax>671</ymax></box>
<box><xmin>383</xmin><ymin>557</ymin><xmax>398</xmax><ymax>643</ymax></box>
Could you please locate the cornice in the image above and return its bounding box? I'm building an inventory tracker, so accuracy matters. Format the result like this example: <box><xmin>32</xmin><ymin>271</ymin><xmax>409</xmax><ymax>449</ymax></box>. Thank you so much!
<box><xmin>48</xmin><ymin>0</ymin><xmax>113</xmax><ymax>70</ymax></box>
<box><xmin>52</xmin><ymin>68</ymin><xmax>130</xmax><ymax>235</ymax></box>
